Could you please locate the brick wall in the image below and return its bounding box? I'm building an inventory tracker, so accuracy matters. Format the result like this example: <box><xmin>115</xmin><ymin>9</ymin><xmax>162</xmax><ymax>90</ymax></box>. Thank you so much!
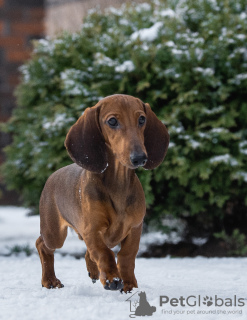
<box><xmin>0</xmin><ymin>0</ymin><xmax>45</xmax><ymax>204</ymax></box>
<box><xmin>0</xmin><ymin>0</ymin><xmax>142</xmax><ymax>205</ymax></box>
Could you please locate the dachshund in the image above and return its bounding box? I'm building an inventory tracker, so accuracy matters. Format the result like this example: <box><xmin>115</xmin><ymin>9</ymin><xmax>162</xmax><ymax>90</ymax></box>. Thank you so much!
<box><xmin>36</xmin><ymin>94</ymin><xmax>169</xmax><ymax>293</ymax></box>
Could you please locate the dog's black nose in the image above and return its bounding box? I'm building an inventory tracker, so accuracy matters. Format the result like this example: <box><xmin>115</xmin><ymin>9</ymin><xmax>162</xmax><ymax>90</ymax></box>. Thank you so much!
<box><xmin>130</xmin><ymin>152</ymin><xmax>147</xmax><ymax>167</ymax></box>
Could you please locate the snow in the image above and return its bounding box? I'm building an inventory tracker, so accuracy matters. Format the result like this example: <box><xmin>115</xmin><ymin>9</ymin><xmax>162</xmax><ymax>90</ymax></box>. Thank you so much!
<box><xmin>211</xmin><ymin>128</ymin><xmax>228</xmax><ymax>133</ymax></box>
<box><xmin>239</xmin><ymin>141</ymin><xmax>247</xmax><ymax>148</ymax></box>
<box><xmin>198</xmin><ymin>132</ymin><xmax>210</xmax><ymax>139</ymax></box>
<box><xmin>239</xmin><ymin>142</ymin><xmax>247</xmax><ymax>155</ymax></box>
<box><xmin>170</xmin><ymin>124</ymin><xmax>185</xmax><ymax>134</ymax></box>
<box><xmin>94</xmin><ymin>53</ymin><xmax>117</xmax><ymax>67</ymax></box>
<box><xmin>209</xmin><ymin>154</ymin><xmax>238</xmax><ymax>166</ymax></box>
<box><xmin>240</xmin><ymin>149</ymin><xmax>247</xmax><ymax>155</ymax></box>
<box><xmin>168</xmin><ymin>142</ymin><xmax>176</xmax><ymax>148</ymax></box>
<box><xmin>1</xmin><ymin>207</ymin><xmax>247</xmax><ymax>320</ymax></box>
<box><xmin>165</xmin><ymin>40</ymin><xmax>175</xmax><ymax>47</ymax></box>
<box><xmin>194</xmin><ymin>48</ymin><xmax>204</xmax><ymax>61</ymax></box>
<box><xmin>192</xmin><ymin>237</ymin><xmax>208</xmax><ymax>246</ymax></box>
<box><xmin>118</xmin><ymin>18</ymin><xmax>129</xmax><ymax>26</ymax></box>
<box><xmin>60</xmin><ymin>69</ymin><xmax>90</xmax><ymax>96</ymax></box>
<box><xmin>100</xmin><ymin>162</ymin><xmax>109</xmax><ymax>174</ymax></box>
<box><xmin>42</xmin><ymin>113</ymin><xmax>75</xmax><ymax>131</ymax></box>
<box><xmin>0</xmin><ymin>206</ymin><xmax>171</xmax><ymax>258</ymax></box>
<box><xmin>107</xmin><ymin>6</ymin><xmax>123</xmax><ymax>16</ymax></box>
<box><xmin>193</xmin><ymin>67</ymin><xmax>214</xmax><ymax>76</ymax></box>
<box><xmin>130</xmin><ymin>22</ymin><xmax>163</xmax><ymax>42</ymax></box>
<box><xmin>240</xmin><ymin>12</ymin><xmax>247</xmax><ymax>20</ymax></box>
<box><xmin>115</xmin><ymin>60</ymin><xmax>135</xmax><ymax>73</ymax></box>
<box><xmin>0</xmin><ymin>207</ymin><xmax>87</xmax><ymax>257</ymax></box>
<box><xmin>78</xmin><ymin>188</ymin><xmax>82</xmax><ymax>201</ymax></box>
<box><xmin>235</xmin><ymin>73</ymin><xmax>247</xmax><ymax>81</ymax></box>
<box><xmin>235</xmin><ymin>34</ymin><xmax>246</xmax><ymax>40</ymax></box>
<box><xmin>19</xmin><ymin>65</ymin><xmax>30</xmax><ymax>83</ymax></box>
<box><xmin>35</xmin><ymin>38</ymin><xmax>63</xmax><ymax>55</ymax></box>
<box><xmin>189</xmin><ymin>139</ymin><xmax>201</xmax><ymax>149</ymax></box>
<box><xmin>171</xmin><ymin>48</ymin><xmax>184</xmax><ymax>55</ymax></box>
<box><xmin>139</xmin><ymin>231</ymin><xmax>180</xmax><ymax>253</ymax></box>
<box><xmin>160</xmin><ymin>8</ymin><xmax>176</xmax><ymax>17</ymax></box>
<box><xmin>202</xmin><ymin>106</ymin><xmax>224</xmax><ymax>115</ymax></box>
<box><xmin>235</xmin><ymin>171</ymin><xmax>247</xmax><ymax>182</ymax></box>
<box><xmin>135</xmin><ymin>3</ymin><xmax>151</xmax><ymax>12</ymax></box>
<box><xmin>1</xmin><ymin>255</ymin><xmax>247</xmax><ymax>319</ymax></box>
<box><xmin>179</xmin><ymin>134</ymin><xmax>190</xmax><ymax>140</ymax></box>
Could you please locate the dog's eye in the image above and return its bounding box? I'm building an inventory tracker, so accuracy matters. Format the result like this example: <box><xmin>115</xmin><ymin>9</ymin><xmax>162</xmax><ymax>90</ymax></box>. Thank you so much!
<box><xmin>107</xmin><ymin>117</ymin><xmax>118</xmax><ymax>127</ymax></box>
<box><xmin>139</xmin><ymin>116</ymin><xmax>146</xmax><ymax>126</ymax></box>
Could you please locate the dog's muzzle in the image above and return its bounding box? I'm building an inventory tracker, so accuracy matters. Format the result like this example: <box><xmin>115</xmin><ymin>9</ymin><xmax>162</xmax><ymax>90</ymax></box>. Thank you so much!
<box><xmin>130</xmin><ymin>152</ymin><xmax>148</xmax><ymax>167</ymax></box>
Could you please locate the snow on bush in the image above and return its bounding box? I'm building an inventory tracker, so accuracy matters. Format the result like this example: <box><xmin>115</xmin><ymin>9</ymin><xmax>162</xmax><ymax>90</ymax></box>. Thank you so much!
<box><xmin>2</xmin><ymin>0</ymin><xmax>247</xmax><ymax>240</ymax></box>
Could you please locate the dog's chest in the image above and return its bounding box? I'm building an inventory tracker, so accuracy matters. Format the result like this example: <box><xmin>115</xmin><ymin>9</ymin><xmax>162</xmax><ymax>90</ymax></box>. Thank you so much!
<box><xmin>102</xmin><ymin>195</ymin><xmax>145</xmax><ymax>248</ymax></box>
<box><xmin>103</xmin><ymin>219</ymin><xmax>128</xmax><ymax>248</ymax></box>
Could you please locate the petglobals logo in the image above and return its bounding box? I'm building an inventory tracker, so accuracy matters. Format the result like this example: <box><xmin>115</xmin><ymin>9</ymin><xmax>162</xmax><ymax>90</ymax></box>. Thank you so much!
<box><xmin>125</xmin><ymin>292</ymin><xmax>245</xmax><ymax>317</ymax></box>
<box><xmin>160</xmin><ymin>295</ymin><xmax>245</xmax><ymax>308</ymax></box>
<box><xmin>126</xmin><ymin>291</ymin><xmax>156</xmax><ymax>318</ymax></box>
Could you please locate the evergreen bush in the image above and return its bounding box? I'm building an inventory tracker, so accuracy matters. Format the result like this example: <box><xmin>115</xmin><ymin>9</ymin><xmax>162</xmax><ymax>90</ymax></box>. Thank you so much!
<box><xmin>2</xmin><ymin>0</ymin><xmax>247</xmax><ymax>240</ymax></box>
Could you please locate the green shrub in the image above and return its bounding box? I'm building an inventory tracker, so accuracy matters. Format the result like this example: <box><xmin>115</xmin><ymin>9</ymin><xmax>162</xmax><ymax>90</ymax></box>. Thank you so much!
<box><xmin>6</xmin><ymin>244</ymin><xmax>33</xmax><ymax>257</ymax></box>
<box><xmin>214</xmin><ymin>229</ymin><xmax>247</xmax><ymax>256</ymax></box>
<box><xmin>2</xmin><ymin>0</ymin><xmax>247</xmax><ymax>238</ymax></box>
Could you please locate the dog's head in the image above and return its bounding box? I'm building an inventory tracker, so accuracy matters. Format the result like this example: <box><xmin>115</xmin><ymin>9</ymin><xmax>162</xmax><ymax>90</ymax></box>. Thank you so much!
<box><xmin>65</xmin><ymin>94</ymin><xmax>169</xmax><ymax>173</ymax></box>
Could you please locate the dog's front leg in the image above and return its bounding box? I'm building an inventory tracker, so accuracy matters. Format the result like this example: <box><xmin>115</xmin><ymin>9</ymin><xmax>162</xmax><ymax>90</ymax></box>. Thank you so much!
<box><xmin>117</xmin><ymin>222</ymin><xmax>143</xmax><ymax>293</ymax></box>
<box><xmin>83</xmin><ymin>229</ymin><xmax>123</xmax><ymax>291</ymax></box>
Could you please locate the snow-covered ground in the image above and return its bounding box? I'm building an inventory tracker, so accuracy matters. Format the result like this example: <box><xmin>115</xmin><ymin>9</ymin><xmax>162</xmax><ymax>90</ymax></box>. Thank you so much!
<box><xmin>0</xmin><ymin>206</ymin><xmax>171</xmax><ymax>257</ymax></box>
<box><xmin>0</xmin><ymin>206</ymin><xmax>247</xmax><ymax>320</ymax></box>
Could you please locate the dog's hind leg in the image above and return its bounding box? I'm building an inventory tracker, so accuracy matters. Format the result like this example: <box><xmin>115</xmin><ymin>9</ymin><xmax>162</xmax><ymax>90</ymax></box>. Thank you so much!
<box><xmin>36</xmin><ymin>235</ymin><xmax>63</xmax><ymax>288</ymax></box>
<box><xmin>36</xmin><ymin>229</ymin><xmax>67</xmax><ymax>289</ymax></box>
<box><xmin>36</xmin><ymin>200</ymin><xmax>68</xmax><ymax>289</ymax></box>
<box><xmin>36</xmin><ymin>185</ymin><xmax>69</xmax><ymax>289</ymax></box>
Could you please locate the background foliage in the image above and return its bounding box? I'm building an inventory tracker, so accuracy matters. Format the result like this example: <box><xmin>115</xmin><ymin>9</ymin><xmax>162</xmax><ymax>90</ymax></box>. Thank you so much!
<box><xmin>2</xmin><ymin>0</ymin><xmax>247</xmax><ymax>244</ymax></box>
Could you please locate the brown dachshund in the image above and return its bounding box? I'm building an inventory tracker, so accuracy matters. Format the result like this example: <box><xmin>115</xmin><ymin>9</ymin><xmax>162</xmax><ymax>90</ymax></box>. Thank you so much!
<box><xmin>36</xmin><ymin>94</ymin><xmax>169</xmax><ymax>293</ymax></box>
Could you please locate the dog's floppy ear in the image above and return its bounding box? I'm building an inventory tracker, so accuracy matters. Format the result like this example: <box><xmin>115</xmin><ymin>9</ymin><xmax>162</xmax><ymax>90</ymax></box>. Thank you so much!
<box><xmin>143</xmin><ymin>103</ymin><xmax>169</xmax><ymax>170</ymax></box>
<box><xmin>64</xmin><ymin>105</ymin><xmax>108</xmax><ymax>173</ymax></box>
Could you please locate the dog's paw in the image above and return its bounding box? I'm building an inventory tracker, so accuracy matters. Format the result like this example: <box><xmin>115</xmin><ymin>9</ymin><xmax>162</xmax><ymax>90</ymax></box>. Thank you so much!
<box><xmin>88</xmin><ymin>272</ymin><xmax>99</xmax><ymax>284</ymax></box>
<box><xmin>120</xmin><ymin>282</ymin><xmax>137</xmax><ymax>294</ymax></box>
<box><xmin>42</xmin><ymin>277</ymin><xmax>64</xmax><ymax>289</ymax></box>
<box><xmin>104</xmin><ymin>278</ymin><xmax>123</xmax><ymax>291</ymax></box>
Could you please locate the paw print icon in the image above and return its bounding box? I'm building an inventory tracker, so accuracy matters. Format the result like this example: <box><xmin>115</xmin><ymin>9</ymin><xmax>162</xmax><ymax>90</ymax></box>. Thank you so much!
<box><xmin>203</xmin><ymin>296</ymin><xmax>213</xmax><ymax>307</ymax></box>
